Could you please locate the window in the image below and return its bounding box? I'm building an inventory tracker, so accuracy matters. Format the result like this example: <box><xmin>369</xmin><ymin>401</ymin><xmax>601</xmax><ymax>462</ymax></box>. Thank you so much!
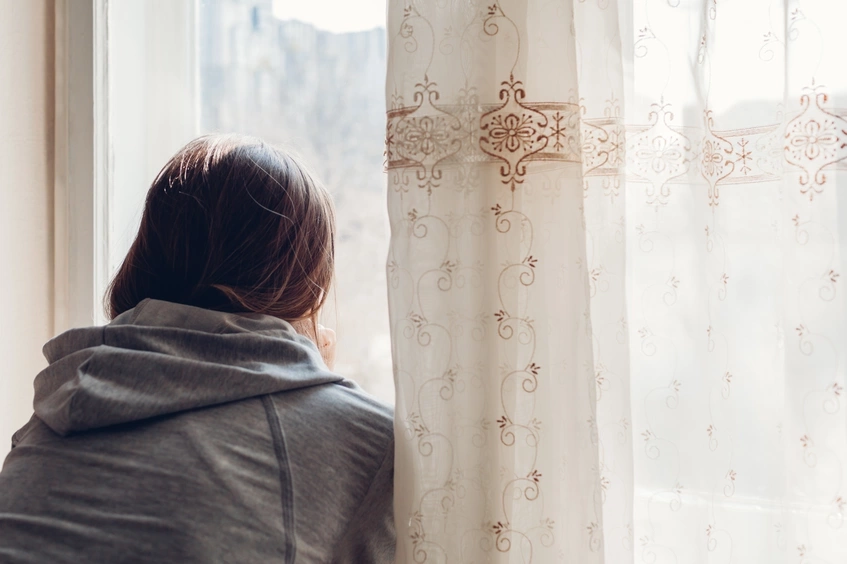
<box><xmin>96</xmin><ymin>0</ymin><xmax>392</xmax><ymax>403</ymax></box>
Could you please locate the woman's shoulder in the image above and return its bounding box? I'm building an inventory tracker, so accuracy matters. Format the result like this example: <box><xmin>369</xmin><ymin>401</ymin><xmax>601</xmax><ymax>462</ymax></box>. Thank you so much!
<box><xmin>269</xmin><ymin>379</ymin><xmax>393</xmax><ymax>439</ymax></box>
<box><xmin>273</xmin><ymin>379</ymin><xmax>394</xmax><ymax>427</ymax></box>
<box><xmin>264</xmin><ymin>380</ymin><xmax>395</xmax><ymax>559</ymax></box>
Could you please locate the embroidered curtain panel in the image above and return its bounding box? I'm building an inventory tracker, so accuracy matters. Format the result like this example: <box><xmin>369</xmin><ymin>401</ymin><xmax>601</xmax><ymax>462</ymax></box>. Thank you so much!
<box><xmin>385</xmin><ymin>0</ymin><xmax>847</xmax><ymax>561</ymax></box>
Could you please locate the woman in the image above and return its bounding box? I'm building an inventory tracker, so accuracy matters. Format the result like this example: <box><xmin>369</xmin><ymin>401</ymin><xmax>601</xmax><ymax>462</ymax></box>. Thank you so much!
<box><xmin>0</xmin><ymin>135</ymin><xmax>395</xmax><ymax>563</ymax></box>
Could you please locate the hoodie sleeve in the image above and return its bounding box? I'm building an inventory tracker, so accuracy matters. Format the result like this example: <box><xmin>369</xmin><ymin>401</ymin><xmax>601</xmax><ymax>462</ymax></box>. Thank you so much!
<box><xmin>330</xmin><ymin>440</ymin><xmax>395</xmax><ymax>564</ymax></box>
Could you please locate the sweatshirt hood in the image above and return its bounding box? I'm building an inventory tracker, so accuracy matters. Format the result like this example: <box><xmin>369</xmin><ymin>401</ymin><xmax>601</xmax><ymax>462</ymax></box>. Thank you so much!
<box><xmin>34</xmin><ymin>299</ymin><xmax>343</xmax><ymax>436</ymax></box>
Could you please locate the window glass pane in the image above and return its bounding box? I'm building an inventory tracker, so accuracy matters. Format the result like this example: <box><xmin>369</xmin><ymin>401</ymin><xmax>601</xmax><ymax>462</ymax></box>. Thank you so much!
<box><xmin>199</xmin><ymin>0</ymin><xmax>392</xmax><ymax>403</ymax></box>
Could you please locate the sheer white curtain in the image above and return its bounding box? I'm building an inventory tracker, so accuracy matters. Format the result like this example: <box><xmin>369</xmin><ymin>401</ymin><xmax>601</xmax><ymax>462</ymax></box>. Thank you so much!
<box><xmin>386</xmin><ymin>0</ymin><xmax>847</xmax><ymax>562</ymax></box>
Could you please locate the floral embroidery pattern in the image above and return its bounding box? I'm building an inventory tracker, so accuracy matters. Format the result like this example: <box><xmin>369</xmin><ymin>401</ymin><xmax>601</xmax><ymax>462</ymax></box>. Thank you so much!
<box><xmin>627</xmin><ymin>102</ymin><xmax>691</xmax><ymax>205</ymax></box>
<box><xmin>479</xmin><ymin>77</ymin><xmax>577</xmax><ymax>190</ymax></box>
<box><xmin>700</xmin><ymin>111</ymin><xmax>735</xmax><ymax>206</ymax></box>
<box><xmin>391</xmin><ymin>78</ymin><xmax>462</xmax><ymax>192</ymax></box>
<box><xmin>784</xmin><ymin>84</ymin><xmax>847</xmax><ymax>197</ymax></box>
<box><xmin>485</xmin><ymin>111</ymin><xmax>537</xmax><ymax>153</ymax></box>
<box><xmin>582</xmin><ymin>117</ymin><xmax>625</xmax><ymax>176</ymax></box>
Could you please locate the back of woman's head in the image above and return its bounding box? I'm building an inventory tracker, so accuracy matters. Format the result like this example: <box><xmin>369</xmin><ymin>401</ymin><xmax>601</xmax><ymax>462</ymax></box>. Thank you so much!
<box><xmin>107</xmin><ymin>134</ymin><xmax>335</xmax><ymax>321</ymax></box>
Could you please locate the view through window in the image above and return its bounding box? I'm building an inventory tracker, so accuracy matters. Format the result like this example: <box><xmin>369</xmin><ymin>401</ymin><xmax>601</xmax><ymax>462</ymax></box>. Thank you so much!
<box><xmin>199</xmin><ymin>0</ymin><xmax>392</xmax><ymax>403</ymax></box>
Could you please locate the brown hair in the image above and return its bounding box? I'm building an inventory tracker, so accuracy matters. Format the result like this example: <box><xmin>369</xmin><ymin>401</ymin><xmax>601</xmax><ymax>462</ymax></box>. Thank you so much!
<box><xmin>106</xmin><ymin>134</ymin><xmax>335</xmax><ymax>325</ymax></box>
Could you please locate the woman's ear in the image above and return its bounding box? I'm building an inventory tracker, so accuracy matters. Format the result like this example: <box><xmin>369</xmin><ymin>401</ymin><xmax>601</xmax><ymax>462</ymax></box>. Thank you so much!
<box><xmin>290</xmin><ymin>319</ymin><xmax>336</xmax><ymax>371</ymax></box>
<box><xmin>316</xmin><ymin>325</ymin><xmax>336</xmax><ymax>371</ymax></box>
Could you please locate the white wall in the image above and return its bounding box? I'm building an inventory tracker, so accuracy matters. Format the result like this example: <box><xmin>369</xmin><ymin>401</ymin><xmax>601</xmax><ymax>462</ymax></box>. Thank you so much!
<box><xmin>0</xmin><ymin>0</ymin><xmax>54</xmax><ymax>458</ymax></box>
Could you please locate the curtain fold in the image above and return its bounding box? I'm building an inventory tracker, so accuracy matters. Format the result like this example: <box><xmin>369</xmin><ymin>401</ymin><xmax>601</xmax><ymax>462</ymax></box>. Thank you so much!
<box><xmin>386</xmin><ymin>0</ymin><xmax>847</xmax><ymax>561</ymax></box>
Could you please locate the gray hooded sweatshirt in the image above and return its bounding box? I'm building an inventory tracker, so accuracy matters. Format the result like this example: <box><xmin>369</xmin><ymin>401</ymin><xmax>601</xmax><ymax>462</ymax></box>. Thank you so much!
<box><xmin>0</xmin><ymin>299</ymin><xmax>395</xmax><ymax>563</ymax></box>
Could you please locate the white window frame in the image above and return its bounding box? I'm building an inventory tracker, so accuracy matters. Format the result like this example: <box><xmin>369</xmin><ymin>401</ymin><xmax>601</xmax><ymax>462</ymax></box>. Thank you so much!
<box><xmin>55</xmin><ymin>0</ymin><xmax>199</xmax><ymax>331</ymax></box>
<box><xmin>54</xmin><ymin>0</ymin><xmax>109</xmax><ymax>331</ymax></box>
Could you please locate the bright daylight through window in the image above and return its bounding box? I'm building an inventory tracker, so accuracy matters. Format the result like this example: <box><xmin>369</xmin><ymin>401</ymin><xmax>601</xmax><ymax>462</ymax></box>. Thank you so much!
<box><xmin>198</xmin><ymin>0</ymin><xmax>391</xmax><ymax>402</ymax></box>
